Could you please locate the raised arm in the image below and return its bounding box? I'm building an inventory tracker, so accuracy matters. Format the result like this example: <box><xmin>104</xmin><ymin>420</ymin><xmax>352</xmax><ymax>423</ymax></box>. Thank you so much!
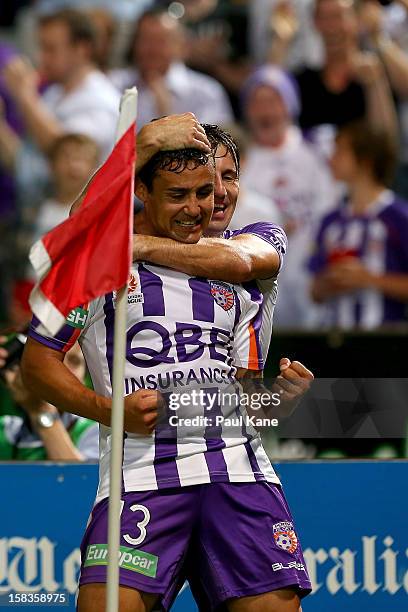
<box><xmin>21</xmin><ymin>337</ymin><xmax>159</xmax><ymax>434</ymax></box>
<box><xmin>133</xmin><ymin>229</ymin><xmax>284</xmax><ymax>283</ymax></box>
<box><xmin>2</xmin><ymin>57</ymin><xmax>64</xmax><ymax>153</ymax></box>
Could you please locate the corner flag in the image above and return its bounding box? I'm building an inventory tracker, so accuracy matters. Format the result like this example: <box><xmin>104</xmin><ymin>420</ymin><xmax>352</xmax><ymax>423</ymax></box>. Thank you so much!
<box><xmin>28</xmin><ymin>97</ymin><xmax>136</xmax><ymax>336</ymax></box>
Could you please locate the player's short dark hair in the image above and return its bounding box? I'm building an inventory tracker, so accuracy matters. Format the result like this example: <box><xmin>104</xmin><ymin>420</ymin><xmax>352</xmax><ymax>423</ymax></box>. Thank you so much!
<box><xmin>202</xmin><ymin>124</ymin><xmax>240</xmax><ymax>177</ymax></box>
<box><xmin>138</xmin><ymin>148</ymin><xmax>214</xmax><ymax>192</ymax></box>
<box><xmin>337</xmin><ymin>120</ymin><xmax>397</xmax><ymax>186</ymax></box>
<box><xmin>38</xmin><ymin>9</ymin><xmax>97</xmax><ymax>57</ymax></box>
<box><xmin>48</xmin><ymin>133</ymin><xmax>100</xmax><ymax>162</ymax></box>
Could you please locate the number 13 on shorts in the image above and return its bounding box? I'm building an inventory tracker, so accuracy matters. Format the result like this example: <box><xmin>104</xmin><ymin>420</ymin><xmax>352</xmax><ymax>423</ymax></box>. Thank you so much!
<box><xmin>120</xmin><ymin>500</ymin><xmax>151</xmax><ymax>546</ymax></box>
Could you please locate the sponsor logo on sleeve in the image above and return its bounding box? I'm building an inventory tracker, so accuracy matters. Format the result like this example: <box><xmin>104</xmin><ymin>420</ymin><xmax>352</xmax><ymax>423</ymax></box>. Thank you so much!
<box><xmin>66</xmin><ymin>307</ymin><xmax>88</xmax><ymax>329</ymax></box>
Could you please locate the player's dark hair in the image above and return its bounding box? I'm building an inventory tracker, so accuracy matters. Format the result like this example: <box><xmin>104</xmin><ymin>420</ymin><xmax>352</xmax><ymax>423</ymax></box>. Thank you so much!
<box><xmin>138</xmin><ymin>148</ymin><xmax>213</xmax><ymax>192</ymax></box>
<box><xmin>38</xmin><ymin>9</ymin><xmax>97</xmax><ymax>58</ymax></box>
<box><xmin>337</xmin><ymin>120</ymin><xmax>397</xmax><ymax>186</ymax></box>
<box><xmin>202</xmin><ymin>124</ymin><xmax>240</xmax><ymax>177</ymax></box>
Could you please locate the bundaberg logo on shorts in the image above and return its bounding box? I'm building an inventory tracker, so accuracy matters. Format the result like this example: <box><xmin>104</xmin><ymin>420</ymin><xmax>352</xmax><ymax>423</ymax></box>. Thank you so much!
<box><xmin>84</xmin><ymin>544</ymin><xmax>158</xmax><ymax>578</ymax></box>
<box><xmin>210</xmin><ymin>281</ymin><xmax>235</xmax><ymax>311</ymax></box>
<box><xmin>273</xmin><ymin>521</ymin><xmax>298</xmax><ymax>553</ymax></box>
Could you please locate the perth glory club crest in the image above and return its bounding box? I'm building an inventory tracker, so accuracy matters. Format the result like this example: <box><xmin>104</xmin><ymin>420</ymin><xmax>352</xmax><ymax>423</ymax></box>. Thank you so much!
<box><xmin>273</xmin><ymin>521</ymin><xmax>298</xmax><ymax>553</ymax></box>
<box><xmin>210</xmin><ymin>282</ymin><xmax>235</xmax><ymax>311</ymax></box>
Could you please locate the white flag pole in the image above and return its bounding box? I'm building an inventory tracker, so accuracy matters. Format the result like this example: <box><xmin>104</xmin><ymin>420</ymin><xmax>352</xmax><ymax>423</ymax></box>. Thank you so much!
<box><xmin>106</xmin><ymin>87</ymin><xmax>138</xmax><ymax>612</ymax></box>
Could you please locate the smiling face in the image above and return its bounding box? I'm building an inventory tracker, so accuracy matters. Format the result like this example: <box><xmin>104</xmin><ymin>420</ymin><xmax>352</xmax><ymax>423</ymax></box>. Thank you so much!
<box><xmin>206</xmin><ymin>145</ymin><xmax>239</xmax><ymax>237</ymax></box>
<box><xmin>136</xmin><ymin>160</ymin><xmax>215</xmax><ymax>243</ymax></box>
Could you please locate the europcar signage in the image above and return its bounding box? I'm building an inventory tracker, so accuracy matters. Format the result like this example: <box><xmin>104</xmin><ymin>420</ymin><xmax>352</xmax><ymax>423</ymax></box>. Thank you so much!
<box><xmin>0</xmin><ymin>463</ymin><xmax>407</xmax><ymax>611</ymax></box>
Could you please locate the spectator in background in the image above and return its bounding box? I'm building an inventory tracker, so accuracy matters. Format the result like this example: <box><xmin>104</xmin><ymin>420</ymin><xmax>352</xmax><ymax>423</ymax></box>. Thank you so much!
<box><xmin>293</xmin><ymin>0</ymin><xmax>397</xmax><ymax>146</ymax></box>
<box><xmin>358</xmin><ymin>0</ymin><xmax>408</xmax><ymax>198</ymax></box>
<box><xmin>28</xmin><ymin>133</ymin><xmax>99</xmax><ymax>248</ymax></box>
<box><xmin>250</xmin><ymin>0</ymin><xmax>323</xmax><ymax>70</ymax></box>
<box><xmin>0</xmin><ymin>341</ymin><xmax>99</xmax><ymax>461</ymax></box>
<box><xmin>109</xmin><ymin>7</ymin><xmax>233</xmax><ymax>127</ymax></box>
<box><xmin>84</xmin><ymin>7</ymin><xmax>116</xmax><ymax>73</ymax></box>
<box><xmin>310</xmin><ymin>121</ymin><xmax>408</xmax><ymax>329</ymax></box>
<box><xmin>178</xmin><ymin>0</ymin><xmax>252</xmax><ymax>117</ymax></box>
<box><xmin>0</xmin><ymin>43</ymin><xmax>25</xmax><ymax>324</ymax></box>
<box><xmin>1</xmin><ymin>9</ymin><xmax>119</xmax><ymax>161</ymax></box>
<box><xmin>233</xmin><ymin>66</ymin><xmax>337</xmax><ymax>328</ymax></box>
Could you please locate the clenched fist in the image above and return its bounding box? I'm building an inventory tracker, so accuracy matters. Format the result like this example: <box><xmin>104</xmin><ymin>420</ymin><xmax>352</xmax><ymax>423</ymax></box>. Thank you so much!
<box><xmin>124</xmin><ymin>389</ymin><xmax>163</xmax><ymax>435</ymax></box>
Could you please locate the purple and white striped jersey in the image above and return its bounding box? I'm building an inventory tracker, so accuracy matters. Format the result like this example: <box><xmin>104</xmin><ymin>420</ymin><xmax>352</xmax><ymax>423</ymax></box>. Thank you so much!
<box><xmin>30</xmin><ymin>263</ymin><xmax>282</xmax><ymax>501</ymax></box>
<box><xmin>309</xmin><ymin>190</ymin><xmax>408</xmax><ymax>328</ymax></box>
<box><xmin>223</xmin><ymin>221</ymin><xmax>287</xmax><ymax>358</ymax></box>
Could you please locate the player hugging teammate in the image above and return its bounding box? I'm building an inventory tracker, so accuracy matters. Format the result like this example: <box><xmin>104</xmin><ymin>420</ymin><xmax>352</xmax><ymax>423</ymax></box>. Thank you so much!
<box><xmin>22</xmin><ymin>114</ymin><xmax>314</xmax><ymax>611</ymax></box>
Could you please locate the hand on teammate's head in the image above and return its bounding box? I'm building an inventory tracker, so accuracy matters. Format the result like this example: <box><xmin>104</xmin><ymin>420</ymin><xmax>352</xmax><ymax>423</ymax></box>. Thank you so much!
<box><xmin>138</xmin><ymin>113</ymin><xmax>212</xmax><ymax>155</ymax></box>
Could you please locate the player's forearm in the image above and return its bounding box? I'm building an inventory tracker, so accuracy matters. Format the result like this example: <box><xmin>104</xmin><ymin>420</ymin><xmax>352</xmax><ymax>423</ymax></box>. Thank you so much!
<box><xmin>21</xmin><ymin>341</ymin><xmax>111</xmax><ymax>426</ymax></box>
<box><xmin>369</xmin><ymin>273</ymin><xmax>408</xmax><ymax>301</ymax></box>
<box><xmin>32</xmin><ymin>416</ymin><xmax>84</xmax><ymax>461</ymax></box>
<box><xmin>0</xmin><ymin>120</ymin><xmax>21</xmax><ymax>171</ymax></box>
<box><xmin>15</xmin><ymin>91</ymin><xmax>63</xmax><ymax>152</ymax></box>
<box><xmin>134</xmin><ymin>235</ymin><xmax>254</xmax><ymax>282</ymax></box>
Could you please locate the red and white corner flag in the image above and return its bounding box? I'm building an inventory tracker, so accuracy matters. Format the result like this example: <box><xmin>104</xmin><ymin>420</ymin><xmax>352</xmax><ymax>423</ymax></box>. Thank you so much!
<box><xmin>29</xmin><ymin>88</ymin><xmax>137</xmax><ymax>336</ymax></box>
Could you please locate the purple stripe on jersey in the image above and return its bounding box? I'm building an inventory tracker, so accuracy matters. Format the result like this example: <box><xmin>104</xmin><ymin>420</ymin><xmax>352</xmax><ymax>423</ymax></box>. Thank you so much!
<box><xmin>243</xmin><ymin>281</ymin><xmax>264</xmax><ymax>368</ymax></box>
<box><xmin>103</xmin><ymin>292</ymin><xmax>126</xmax><ymax>494</ymax></box>
<box><xmin>203</xmin><ymin>387</ymin><xmax>229</xmax><ymax>482</ymax></box>
<box><xmin>103</xmin><ymin>294</ymin><xmax>115</xmax><ymax>383</ymax></box>
<box><xmin>154</xmin><ymin>393</ymin><xmax>180</xmax><ymax>488</ymax></box>
<box><xmin>235</xmin><ymin>402</ymin><xmax>263</xmax><ymax>481</ymax></box>
<box><xmin>188</xmin><ymin>278</ymin><xmax>215</xmax><ymax>322</ymax></box>
<box><xmin>139</xmin><ymin>264</ymin><xmax>165</xmax><ymax>317</ymax></box>
<box><xmin>233</xmin><ymin>288</ymin><xmax>241</xmax><ymax>331</ymax></box>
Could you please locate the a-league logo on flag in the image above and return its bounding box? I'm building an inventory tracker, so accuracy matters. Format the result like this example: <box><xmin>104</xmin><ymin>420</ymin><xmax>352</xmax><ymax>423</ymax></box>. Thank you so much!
<box><xmin>273</xmin><ymin>521</ymin><xmax>298</xmax><ymax>553</ymax></box>
<box><xmin>210</xmin><ymin>281</ymin><xmax>235</xmax><ymax>311</ymax></box>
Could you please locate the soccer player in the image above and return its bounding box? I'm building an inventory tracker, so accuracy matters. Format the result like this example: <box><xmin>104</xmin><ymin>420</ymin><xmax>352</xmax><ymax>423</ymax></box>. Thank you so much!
<box><xmin>22</xmin><ymin>143</ymin><xmax>312</xmax><ymax>611</ymax></box>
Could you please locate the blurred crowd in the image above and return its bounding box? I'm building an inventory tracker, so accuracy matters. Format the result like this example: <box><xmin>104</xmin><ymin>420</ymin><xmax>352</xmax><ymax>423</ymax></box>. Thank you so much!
<box><xmin>1</xmin><ymin>0</ymin><xmax>408</xmax><ymax>335</ymax></box>
<box><xmin>0</xmin><ymin>0</ymin><xmax>407</xmax><ymax>460</ymax></box>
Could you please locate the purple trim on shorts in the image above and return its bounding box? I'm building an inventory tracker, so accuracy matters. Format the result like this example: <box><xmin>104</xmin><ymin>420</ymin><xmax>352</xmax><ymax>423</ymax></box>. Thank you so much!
<box><xmin>139</xmin><ymin>264</ymin><xmax>165</xmax><ymax>317</ymax></box>
<box><xmin>154</xmin><ymin>393</ymin><xmax>180</xmax><ymax>488</ymax></box>
<box><xmin>188</xmin><ymin>278</ymin><xmax>215</xmax><ymax>322</ymax></box>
